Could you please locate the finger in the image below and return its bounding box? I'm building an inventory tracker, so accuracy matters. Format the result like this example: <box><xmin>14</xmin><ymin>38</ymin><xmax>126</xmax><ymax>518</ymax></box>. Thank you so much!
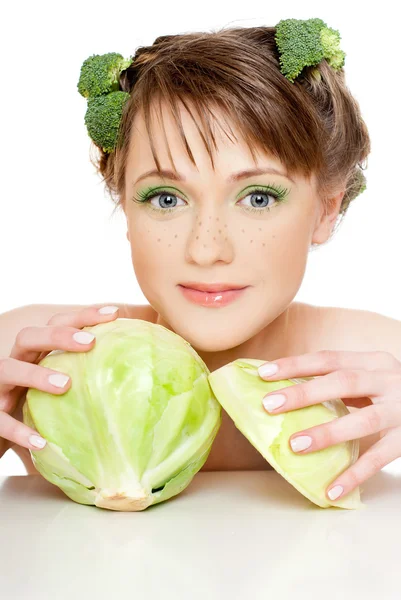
<box><xmin>0</xmin><ymin>357</ymin><xmax>74</xmax><ymax>406</ymax></box>
<box><xmin>258</xmin><ymin>350</ymin><xmax>400</xmax><ymax>381</ymax></box>
<box><xmin>7</xmin><ymin>326</ymin><xmax>97</xmax><ymax>366</ymax></box>
<box><xmin>262</xmin><ymin>369</ymin><xmax>401</xmax><ymax>413</ymax></box>
<box><xmin>0</xmin><ymin>411</ymin><xmax>47</xmax><ymax>451</ymax></box>
<box><xmin>289</xmin><ymin>403</ymin><xmax>401</xmax><ymax>453</ymax></box>
<box><xmin>46</xmin><ymin>304</ymin><xmax>119</xmax><ymax>327</ymax></box>
<box><xmin>325</xmin><ymin>432</ymin><xmax>401</xmax><ymax>503</ymax></box>
<box><xmin>8</xmin><ymin>304</ymin><xmax>119</xmax><ymax>363</ymax></box>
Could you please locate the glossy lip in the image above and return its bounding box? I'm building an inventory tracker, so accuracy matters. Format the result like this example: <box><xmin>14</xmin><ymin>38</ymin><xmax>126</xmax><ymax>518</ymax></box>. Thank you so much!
<box><xmin>178</xmin><ymin>285</ymin><xmax>249</xmax><ymax>307</ymax></box>
<box><xmin>179</xmin><ymin>282</ymin><xmax>248</xmax><ymax>292</ymax></box>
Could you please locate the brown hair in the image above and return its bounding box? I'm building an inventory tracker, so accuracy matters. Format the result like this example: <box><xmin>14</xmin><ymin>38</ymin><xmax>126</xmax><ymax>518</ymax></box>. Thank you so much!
<box><xmin>91</xmin><ymin>25</ymin><xmax>371</xmax><ymax>241</ymax></box>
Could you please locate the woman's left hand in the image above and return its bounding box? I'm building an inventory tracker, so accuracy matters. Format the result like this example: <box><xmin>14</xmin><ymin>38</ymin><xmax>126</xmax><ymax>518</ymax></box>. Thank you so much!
<box><xmin>258</xmin><ymin>350</ymin><xmax>401</xmax><ymax>501</ymax></box>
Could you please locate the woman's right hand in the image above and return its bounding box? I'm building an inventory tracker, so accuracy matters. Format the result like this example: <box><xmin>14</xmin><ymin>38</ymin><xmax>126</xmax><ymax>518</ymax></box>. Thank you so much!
<box><xmin>0</xmin><ymin>304</ymin><xmax>120</xmax><ymax>458</ymax></box>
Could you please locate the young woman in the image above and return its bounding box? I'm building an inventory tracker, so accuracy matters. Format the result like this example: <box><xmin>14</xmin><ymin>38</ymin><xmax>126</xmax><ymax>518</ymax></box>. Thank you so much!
<box><xmin>1</xmin><ymin>19</ymin><xmax>401</xmax><ymax>504</ymax></box>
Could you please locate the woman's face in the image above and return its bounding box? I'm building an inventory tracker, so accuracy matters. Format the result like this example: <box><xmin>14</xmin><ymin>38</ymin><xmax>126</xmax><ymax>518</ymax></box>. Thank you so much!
<box><xmin>122</xmin><ymin>100</ymin><xmax>343</xmax><ymax>358</ymax></box>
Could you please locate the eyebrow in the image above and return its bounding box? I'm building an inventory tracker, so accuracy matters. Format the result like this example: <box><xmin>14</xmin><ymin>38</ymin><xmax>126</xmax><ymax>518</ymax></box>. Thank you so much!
<box><xmin>133</xmin><ymin>167</ymin><xmax>295</xmax><ymax>186</ymax></box>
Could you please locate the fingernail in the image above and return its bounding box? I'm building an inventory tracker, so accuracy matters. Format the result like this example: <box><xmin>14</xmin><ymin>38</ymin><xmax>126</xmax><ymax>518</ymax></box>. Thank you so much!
<box><xmin>73</xmin><ymin>331</ymin><xmax>95</xmax><ymax>344</ymax></box>
<box><xmin>98</xmin><ymin>305</ymin><xmax>119</xmax><ymax>314</ymax></box>
<box><xmin>48</xmin><ymin>373</ymin><xmax>70</xmax><ymax>388</ymax></box>
<box><xmin>290</xmin><ymin>436</ymin><xmax>312</xmax><ymax>452</ymax></box>
<box><xmin>258</xmin><ymin>363</ymin><xmax>279</xmax><ymax>378</ymax></box>
<box><xmin>328</xmin><ymin>485</ymin><xmax>344</xmax><ymax>501</ymax></box>
<box><xmin>29</xmin><ymin>434</ymin><xmax>47</xmax><ymax>449</ymax></box>
<box><xmin>262</xmin><ymin>394</ymin><xmax>286</xmax><ymax>411</ymax></box>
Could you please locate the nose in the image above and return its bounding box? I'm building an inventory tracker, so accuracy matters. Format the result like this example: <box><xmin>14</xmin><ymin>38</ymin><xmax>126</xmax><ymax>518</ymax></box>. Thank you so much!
<box><xmin>185</xmin><ymin>212</ymin><xmax>233</xmax><ymax>266</ymax></box>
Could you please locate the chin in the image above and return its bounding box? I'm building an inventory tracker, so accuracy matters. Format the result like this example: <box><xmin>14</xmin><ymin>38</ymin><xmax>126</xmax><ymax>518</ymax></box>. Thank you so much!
<box><xmin>189</xmin><ymin>337</ymin><xmax>239</xmax><ymax>353</ymax></box>
<box><xmin>166</xmin><ymin>318</ymin><xmax>251</xmax><ymax>353</ymax></box>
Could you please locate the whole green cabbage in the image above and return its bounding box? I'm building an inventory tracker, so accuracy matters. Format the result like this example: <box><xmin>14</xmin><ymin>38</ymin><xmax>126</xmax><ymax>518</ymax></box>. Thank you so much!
<box><xmin>23</xmin><ymin>318</ymin><xmax>221</xmax><ymax>511</ymax></box>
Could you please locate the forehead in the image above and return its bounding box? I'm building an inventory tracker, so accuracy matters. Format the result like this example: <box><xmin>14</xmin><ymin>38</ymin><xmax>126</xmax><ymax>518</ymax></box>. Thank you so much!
<box><xmin>127</xmin><ymin>98</ymin><xmax>286</xmax><ymax>177</ymax></box>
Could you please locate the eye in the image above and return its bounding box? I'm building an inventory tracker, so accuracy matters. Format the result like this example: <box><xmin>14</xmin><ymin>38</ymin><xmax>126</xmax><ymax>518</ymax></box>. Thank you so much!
<box><xmin>147</xmin><ymin>191</ymin><xmax>185</xmax><ymax>210</ymax></box>
<box><xmin>237</xmin><ymin>188</ymin><xmax>281</xmax><ymax>212</ymax></box>
<box><xmin>132</xmin><ymin>189</ymin><xmax>186</xmax><ymax>213</ymax></box>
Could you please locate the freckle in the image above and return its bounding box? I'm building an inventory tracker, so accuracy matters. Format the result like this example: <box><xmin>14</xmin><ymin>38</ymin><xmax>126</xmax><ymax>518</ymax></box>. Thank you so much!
<box><xmin>225</xmin><ymin>236</ymin><xmax>228</xmax><ymax>240</ymax></box>
<box><xmin>168</xmin><ymin>244</ymin><xmax>171</xmax><ymax>247</ymax></box>
<box><xmin>209</xmin><ymin>216</ymin><xmax>211</xmax><ymax>219</ymax></box>
<box><xmin>203</xmin><ymin>244</ymin><xmax>206</xmax><ymax>248</ymax></box>
<box><xmin>207</xmin><ymin>230</ymin><xmax>209</xmax><ymax>233</ymax></box>
<box><xmin>175</xmin><ymin>234</ymin><xmax>178</xmax><ymax>238</ymax></box>
<box><xmin>218</xmin><ymin>229</ymin><xmax>222</xmax><ymax>233</ymax></box>
<box><xmin>259</xmin><ymin>228</ymin><xmax>262</xmax><ymax>231</ymax></box>
<box><xmin>213</xmin><ymin>237</ymin><xmax>216</xmax><ymax>240</ymax></box>
<box><xmin>241</xmin><ymin>229</ymin><xmax>244</xmax><ymax>233</ymax></box>
<box><xmin>196</xmin><ymin>236</ymin><xmax>199</xmax><ymax>240</ymax></box>
<box><xmin>199</xmin><ymin>221</ymin><xmax>202</xmax><ymax>226</ymax></box>
<box><xmin>263</xmin><ymin>243</ymin><xmax>265</xmax><ymax>247</ymax></box>
<box><xmin>147</xmin><ymin>230</ymin><xmax>150</xmax><ymax>233</ymax></box>
<box><xmin>216</xmin><ymin>217</ymin><xmax>219</xmax><ymax>221</ymax></box>
<box><xmin>224</xmin><ymin>224</ymin><xmax>227</xmax><ymax>228</ymax></box>
<box><xmin>250</xmin><ymin>240</ymin><xmax>253</xmax><ymax>243</ymax></box>
<box><xmin>157</xmin><ymin>238</ymin><xmax>161</xmax><ymax>242</ymax></box>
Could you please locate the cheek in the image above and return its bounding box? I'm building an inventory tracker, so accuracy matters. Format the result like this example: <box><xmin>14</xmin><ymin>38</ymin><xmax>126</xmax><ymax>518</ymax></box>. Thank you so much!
<box><xmin>243</xmin><ymin>218</ymin><xmax>311</xmax><ymax>323</ymax></box>
<box><xmin>250</xmin><ymin>216</ymin><xmax>312</xmax><ymax>281</ymax></box>
<box><xmin>127</xmin><ymin>217</ymin><xmax>174</xmax><ymax>286</ymax></box>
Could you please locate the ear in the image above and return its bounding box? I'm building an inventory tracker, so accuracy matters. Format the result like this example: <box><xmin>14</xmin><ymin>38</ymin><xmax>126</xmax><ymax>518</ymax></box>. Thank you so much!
<box><xmin>311</xmin><ymin>190</ymin><xmax>345</xmax><ymax>245</ymax></box>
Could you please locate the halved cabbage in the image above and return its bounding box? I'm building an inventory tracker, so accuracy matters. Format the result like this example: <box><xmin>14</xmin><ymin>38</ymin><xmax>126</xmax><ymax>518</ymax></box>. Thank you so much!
<box><xmin>208</xmin><ymin>358</ymin><xmax>365</xmax><ymax>509</ymax></box>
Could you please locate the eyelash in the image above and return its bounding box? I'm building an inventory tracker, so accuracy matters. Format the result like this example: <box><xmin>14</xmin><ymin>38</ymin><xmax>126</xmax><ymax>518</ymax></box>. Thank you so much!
<box><xmin>131</xmin><ymin>185</ymin><xmax>289</xmax><ymax>214</ymax></box>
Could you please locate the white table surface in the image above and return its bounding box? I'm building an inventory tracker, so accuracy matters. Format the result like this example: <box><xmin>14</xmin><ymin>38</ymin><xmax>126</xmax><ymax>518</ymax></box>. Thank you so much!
<box><xmin>1</xmin><ymin>468</ymin><xmax>400</xmax><ymax>600</ymax></box>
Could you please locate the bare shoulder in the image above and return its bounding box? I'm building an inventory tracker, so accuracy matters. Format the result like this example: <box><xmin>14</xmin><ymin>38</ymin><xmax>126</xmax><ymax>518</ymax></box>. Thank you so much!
<box><xmin>302</xmin><ymin>302</ymin><xmax>401</xmax><ymax>359</ymax></box>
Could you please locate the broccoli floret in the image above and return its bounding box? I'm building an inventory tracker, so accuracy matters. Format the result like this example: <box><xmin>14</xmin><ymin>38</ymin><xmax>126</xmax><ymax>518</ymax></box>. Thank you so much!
<box><xmin>84</xmin><ymin>91</ymin><xmax>130</xmax><ymax>153</ymax></box>
<box><xmin>354</xmin><ymin>168</ymin><xmax>367</xmax><ymax>196</ymax></box>
<box><xmin>275</xmin><ymin>18</ymin><xmax>346</xmax><ymax>83</ymax></box>
<box><xmin>77</xmin><ymin>52</ymin><xmax>133</xmax><ymax>99</ymax></box>
<box><xmin>77</xmin><ymin>52</ymin><xmax>133</xmax><ymax>152</ymax></box>
<box><xmin>320</xmin><ymin>27</ymin><xmax>346</xmax><ymax>70</ymax></box>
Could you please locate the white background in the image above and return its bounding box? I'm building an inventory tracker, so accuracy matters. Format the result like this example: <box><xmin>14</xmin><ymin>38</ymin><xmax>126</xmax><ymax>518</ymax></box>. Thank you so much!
<box><xmin>0</xmin><ymin>0</ymin><xmax>399</xmax><ymax>475</ymax></box>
